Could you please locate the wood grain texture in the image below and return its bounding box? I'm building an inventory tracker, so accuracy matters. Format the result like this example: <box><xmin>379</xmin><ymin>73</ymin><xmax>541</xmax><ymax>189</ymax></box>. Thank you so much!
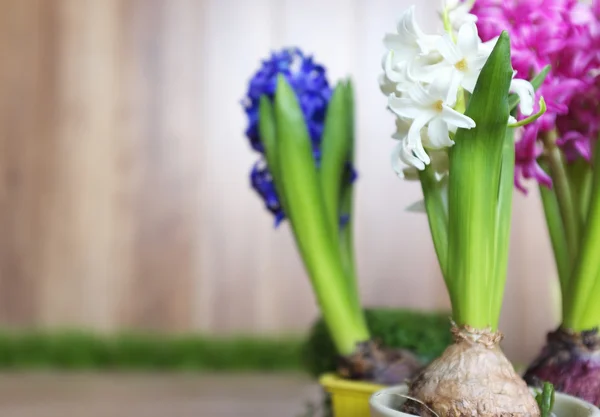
<box><xmin>0</xmin><ymin>0</ymin><xmax>558</xmax><ymax>362</ymax></box>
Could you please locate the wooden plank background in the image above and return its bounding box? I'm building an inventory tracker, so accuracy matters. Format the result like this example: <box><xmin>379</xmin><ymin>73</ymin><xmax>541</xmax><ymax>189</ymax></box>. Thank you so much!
<box><xmin>0</xmin><ymin>0</ymin><xmax>561</xmax><ymax>363</ymax></box>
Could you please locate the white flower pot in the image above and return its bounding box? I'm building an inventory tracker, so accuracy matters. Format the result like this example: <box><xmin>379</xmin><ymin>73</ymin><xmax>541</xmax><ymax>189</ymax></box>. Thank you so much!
<box><xmin>369</xmin><ymin>384</ymin><xmax>600</xmax><ymax>417</ymax></box>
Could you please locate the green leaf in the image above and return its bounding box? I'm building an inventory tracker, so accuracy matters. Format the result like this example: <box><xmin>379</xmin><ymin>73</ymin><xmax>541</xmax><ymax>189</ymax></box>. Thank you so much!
<box><xmin>508</xmin><ymin>64</ymin><xmax>550</xmax><ymax>112</ymax></box>
<box><xmin>535</xmin><ymin>382</ymin><xmax>555</xmax><ymax>417</ymax></box>
<box><xmin>320</xmin><ymin>83</ymin><xmax>351</xmax><ymax>237</ymax></box>
<box><xmin>259</xmin><ymin>97</ymin><xmax>278</xmax><ymax>178</ymax></box>
<box><xmin>489</xmin><ymin>127</ymin><xmax>515</xmax><ymax>325</ymax></box>
<box><xmin>447</xmin><ymin>31</ymin><xmax>513</xmax><ymax>329</ymax></box>
<box><xmin>531</xmin><ymin>65</ymin><xmax>551</xmax><ymax>91</ymax></box>
<box><xmin>320</xmin><ymin>80</ymin><xmax>363</xmax><ymax>329</ymax></box>
<box><xmin>258</xmin><ymin>97</ymin><xmax>288</xmax><ymax>213</ymax></box>
<box><xmin>274</xmin><ymin>75</ymin><xmax>369</xmax><ymax>354</ymax></box>
<box><xmin>338</xmin><ymin>80</ymin><xmax>359</xmax><ymax>298</ymax></box>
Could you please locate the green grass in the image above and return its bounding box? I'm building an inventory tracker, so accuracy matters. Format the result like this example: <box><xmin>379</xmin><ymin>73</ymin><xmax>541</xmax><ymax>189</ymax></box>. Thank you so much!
<box><xmin>0</xmin><ymin>331</ymin><xmax>304</xmax><ymax>371</ymax></box>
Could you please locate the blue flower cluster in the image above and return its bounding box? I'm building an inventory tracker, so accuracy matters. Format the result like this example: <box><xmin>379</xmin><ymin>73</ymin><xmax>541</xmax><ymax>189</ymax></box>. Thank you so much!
<box><xmin>242</xmin><ymin>47</ymin><xmax>356</xmax><ymax>226</ymax></box>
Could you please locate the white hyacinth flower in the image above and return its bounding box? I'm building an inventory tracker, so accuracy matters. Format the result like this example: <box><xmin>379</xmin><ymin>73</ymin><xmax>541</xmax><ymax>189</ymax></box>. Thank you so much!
<box><xmin>407</xmin><ymin>22</ymin><xmax>490</xmax><ymax>104</ymax></box>
<box><xmin>391</xmin><ymin>117</ymin><xmax>412</xmax><ymax>142</ymax></box>
<box><xmin>394</xmin><ymin>147</ymin><xmax>449</xmax><ymax>181</ymax></box>
<box><xmin>445</xmin><ymin>0</ymin><xmax>478</xmax><ymax>31</ymax></box>
<box><xmin>435</xmin><ymin>22</ymin><xmax>490</xmax><ymax>101</ymax></box>
<box><xmin>384</xmin><ymin>6</ymin><xmax>440</xmax><ymax>63</ymax></box>
<box><xmin>379</xmin><ymin>73</ymin><xmax>398</xmax><ymax>96</ymax></box>
<box><xmin>509</xmin><ymin>77</ymin><xmax>535</xmax><ymax>116</ymax></box>
<box><xmin>390</xmin><ymin>137</ymin><xmax>430</xmax><ymax>172</ymax></box>
<box><xmin>387</xmin><ymin>77</ymin><xmax>476</xmax><ymax>169</ymax></box>
<box><xmin>382</xmin><ymin>51</ymin><xmax>413</xmax><ymax>93</ymax></box>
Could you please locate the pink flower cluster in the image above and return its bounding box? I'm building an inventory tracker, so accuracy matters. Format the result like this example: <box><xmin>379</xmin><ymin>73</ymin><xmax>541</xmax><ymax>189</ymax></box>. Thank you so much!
<box><xmin>471</xmin><ymin>0</ymin><xmax>600</xmax><ymax>192</ymax></box>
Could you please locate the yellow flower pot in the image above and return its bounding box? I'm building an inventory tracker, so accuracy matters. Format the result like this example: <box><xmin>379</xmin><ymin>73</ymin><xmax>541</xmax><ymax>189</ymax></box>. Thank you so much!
<box><xmin>319</xmin><ymin>373</ymin><xmax>385</xmax><ymax>417</ymax></box>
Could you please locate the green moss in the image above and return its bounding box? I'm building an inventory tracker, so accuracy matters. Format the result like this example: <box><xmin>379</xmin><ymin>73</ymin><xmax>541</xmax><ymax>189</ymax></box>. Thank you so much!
<box><xmin>302</xmin><ymin>308</ymin><xmax>453</xmax><ymax>377</ymax></box>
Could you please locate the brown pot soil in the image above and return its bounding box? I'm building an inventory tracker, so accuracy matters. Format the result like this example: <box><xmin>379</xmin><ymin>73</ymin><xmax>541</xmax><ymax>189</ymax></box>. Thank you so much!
<box><xmin>336</xmin><ymin>340</ymin><xmax>423</xmax><ymax>385</ymax></box>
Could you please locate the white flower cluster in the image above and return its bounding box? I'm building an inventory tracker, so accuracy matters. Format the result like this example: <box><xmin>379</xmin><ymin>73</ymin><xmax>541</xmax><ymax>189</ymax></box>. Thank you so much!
<box><xmin>381</xmin><ymin>5</ymin><xmax>535</xmax><ymax>178</ymax></box>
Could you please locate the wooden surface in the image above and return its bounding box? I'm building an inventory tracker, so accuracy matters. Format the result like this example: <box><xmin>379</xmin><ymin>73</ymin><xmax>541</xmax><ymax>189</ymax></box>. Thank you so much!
<box><xmin>0</xmin><ymin>373</ymin><xmax>320</xmax><ymax>417</ymax></box>
<box><xmin>0</xmin><ymin>0</ymin><xmax>559</xmax><ymax>363</ymax></box>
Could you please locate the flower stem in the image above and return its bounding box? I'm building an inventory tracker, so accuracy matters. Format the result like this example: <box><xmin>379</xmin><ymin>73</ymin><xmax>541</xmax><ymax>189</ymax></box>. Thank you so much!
<box><xmin>339</xmin><ymin>183</ymin><xmax>366</xmax><ymax>332</ymax></box>
<box><xmin>565</xmin><ymin>159</ymin><xmax>592</xmax><ymax>234</ymax></box>
<box><xmin>541</xmin><ymin>130</ymin><xmax>580</xmax><ymax>266</ymax></box>
<box><xmin>563</xmin><ymin>141</ymin><xmax>600</xmax><ymax>331</ymax></box>
<box><xmin>441</xmin><ymin>4</ymin><xmax>455</xmax><ymax>41</ymax></box>
<box><xmin>538</xmin><ymin>168</ymin><xmax>570</xmax><ymax>294</ymax></box>
<box><xmin>507</xmin><ymin>97</ymin><xmax>546</xmax><ymax>128</ymax></box>
<box><xmin>419</xmin><ymin>165</ymin><xmax>449</xmax><ymax>282</ymax></box>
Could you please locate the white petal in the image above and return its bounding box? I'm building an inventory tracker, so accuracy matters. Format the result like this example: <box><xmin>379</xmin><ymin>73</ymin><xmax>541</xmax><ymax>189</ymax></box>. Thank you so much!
<box><xmin>436</xmin><ymin>34</ymin><xmax>462</xmax><ymax>65</ymax></box>
<box><xmin>407</xmin><ymin>82</ymin><xmax>435</xmax><ymax>107</ymax></box>
<box><xmin>383</xmin><ymin>51</ymin><xmax>405</xmax><ymax>83</ymax></box>
<box><xmin>388</xmin><ymin>94</ymin><xmax>422</xmax><ymax>119</ymax></box>
<box><xmin>412</xmin><ymin>137</ymin><xmax>430</xmax><ymax>166</ymax></box>
<box><xmin>417</xmin><ymin>35</ymin><xmax>443</xmax><ymax>54</ymax></box>
<box><xmin>427</xmin><ymin>117</ymin><xmax>454</xmax><ymax>149</ymax></box>
<box><xmin>392</xmin><ymin>139</ymin><xmax>426</xmax><ymax>171</ymax></box>
<box><xmin>392</xmin><ymin>117</ymin><xmax>412</xmax><ymax>140</ymax></box>
<box><xmin>480</xmin><ymin>36</ymin><xmax>498</xmax><ymax>55</ymax></box>
<box><xmin>428</xmin><ymin>73</ymin><xmax>454</xmax><ymax>103</ymax></box>
<box><xmin>510</xmin><ymin>78</ymin><xmax>535</xmax><ymax>116</ymax></box>
<box><xmin>407</xmin><ymin>115</ymin><xmax>432</xmax><ymax>165</ymax></box>
<box><xmin>378</xmin><ymin>73</ymin><xmax>397</xmax><ymax>96</ymax></box>
<box><xmin>397</xmin><ymin>6</ymin><xmax>440</xmax><ymax>54</ymax></box>
<box><xmin>461</xmin><ymin>71</ymin><xmax>479</xmax><ymax>94</ymax></box>
<box><xmin>407</xmin><ymin>59</ymin><xmax>451</xmax><ymax>84</ymax></box>
<box><xmin>445</xmin><ymin>69</ymin><xmax>464</xmax><ymax>105</ymax></box>
<box><xmin>395</xmin><ymin>80</ymin><xmax>411</xmax><ymax>94</ymax></box>
<box><xmin>441</xmin><ymin>105</ymin><xmax>476</xmax><ymax>129</ymax></box>
<box><xmin>470</xmin><ymin>54</ymin><xmax>489</xmax><ymax>72</ymax></box>
<box><xmin>398</xmin><ymin>6</ymin><xmax>421</xmax><ymax>39</ymax></box>
<box><xmin>401</xmin><ymin>149</ymin><xmax>426</xmax><ymax>171</ymax></box>
<box><xmin>449</xmin><ymin>6</ymin><xmax>478</xmax><ymax>31</ymax></box>
<box><xmin>384</xmin><ymin>34</ymin><xmax>418</xmax><ymax>62</ymax></box>
<box><xmin>457</xmin><ymin>22</ymin><xmax>480</xmax><ymax>57</ymax></box>
<box><xmin>508</xmin><ymin>115</ymin><xmax>517</xmax><ymax>124</ymax></box>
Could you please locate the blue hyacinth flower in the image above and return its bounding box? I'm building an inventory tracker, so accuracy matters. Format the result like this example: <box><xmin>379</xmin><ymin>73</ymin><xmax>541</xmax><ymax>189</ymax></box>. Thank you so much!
<box><xmin>242</xmin><ymin>47</ymin><xmax>356</xmax><ymax>226</ymax></box>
